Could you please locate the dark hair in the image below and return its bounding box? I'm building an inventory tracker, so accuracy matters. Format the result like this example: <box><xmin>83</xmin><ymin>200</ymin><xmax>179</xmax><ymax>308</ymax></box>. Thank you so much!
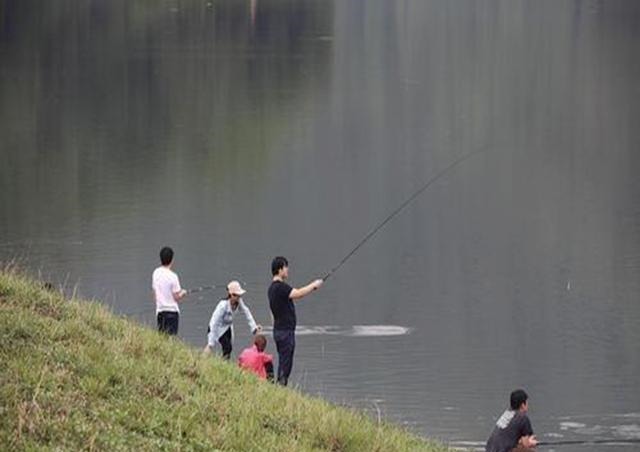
<box><xmin>160</xmin><ymin>247</ymin><xmax>174</xmax><ymax>266</ymax></box>
<box><xmin>510</xmin><ymin>389</ymin><xmax>528</xmax><ymax>410</ymax></box>
<box><xmin>254</xmin><ymin>334</ymin><xmax>267</xmax><ymax>352</ymax></box>
<box><xmin>271</xmin><ymin>256</ymin><xmax>288</xmax><ymax>276</ymax></box>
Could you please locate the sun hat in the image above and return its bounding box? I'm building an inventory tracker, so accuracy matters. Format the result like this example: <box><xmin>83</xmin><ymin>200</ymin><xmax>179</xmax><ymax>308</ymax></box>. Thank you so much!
<box><xmin>227</xmin><ymin>280</ymin><xmax>246</xmax><ymax>296</ymax></box>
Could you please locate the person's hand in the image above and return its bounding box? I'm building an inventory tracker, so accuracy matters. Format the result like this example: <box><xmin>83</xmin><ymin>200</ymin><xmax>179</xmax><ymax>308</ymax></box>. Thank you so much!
<box><xmin>521</xmin><ymin>435</ymin><xmax>537</xmax><ymax>448</ymax></box>
<box><xmin>312</xmin><ymin>279</ymin><xmax>323</xmax><ymax>290</ymax></box>
<box><xmin>180</xmin><ymin>289</ymin><xmax>187</xmax><ymax>298</ymax></box>
<box><xmin>202</xmin><ymin>345</ymin><xmax>212</xmax><ymax>355</ymax></box>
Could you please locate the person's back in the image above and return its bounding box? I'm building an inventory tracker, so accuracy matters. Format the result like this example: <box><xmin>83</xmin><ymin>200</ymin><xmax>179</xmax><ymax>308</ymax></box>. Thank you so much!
<box><xmin>486</xmin><ymin>409</ymin><xmax>533</xmax><ymax>452</ymax></box>
<box><xmin>238</xmin><ymin>335</ymin><xmax>273</xmax><ymax>380</ymax></box>
<box><xmin>152</xmin><ymin>247</ymin><xmax>187</xmax><ymax>335</ymax></box>
<box><xmin>268</xmin><ymin>279</ymin><xmax>295</xmax><ymax>331</ymax></box>
<box><xmin>486</xmin><ymin>389</ymin><xmax>537</xmax><ymax>452</ymax></box>
<box><xmin>152</xmin><ymin>266</ymin><xmax>180</xmax><ymax>314</ymax></box>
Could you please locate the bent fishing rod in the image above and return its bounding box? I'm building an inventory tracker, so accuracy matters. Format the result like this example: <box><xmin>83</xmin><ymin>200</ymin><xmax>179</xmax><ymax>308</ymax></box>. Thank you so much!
<box><xmin>538</xmin><ymin>438</ymin><xmax>640</xmax><ymax>447</ymax></box>
<box><xmin>322</xmin><ymin>146</ymin><xmax>487</xmax><ymax>282</ymax></box>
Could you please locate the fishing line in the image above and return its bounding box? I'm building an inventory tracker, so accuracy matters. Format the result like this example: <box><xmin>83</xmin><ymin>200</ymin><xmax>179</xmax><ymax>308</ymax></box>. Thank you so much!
<box><xmin>186</xmin><ymin>284</ymin><xmax>222</xmax><ymax>295</ymax></box>
<box><xmin>122</xmin><ymin>287</ymin><xmax>219</xmax><ymax>317</ymax></box>
<box><xmin>538</xmin><ymin>438</ymin><xmax>640</xmax><ymax>446</ymax></box>
<box><xmin>322</xmin><ymin>146</ymin><xmax>487</xmax><ymax>281</ymax></box>
<box><xmin>186</xmin><ymin>278</ymin><xmax>260</xmax><ymax>295</ymax></box>
<box><xmin>123</xmin><ymin>279</ymin><xmax>257</xmax><ymax>317</ymax></box>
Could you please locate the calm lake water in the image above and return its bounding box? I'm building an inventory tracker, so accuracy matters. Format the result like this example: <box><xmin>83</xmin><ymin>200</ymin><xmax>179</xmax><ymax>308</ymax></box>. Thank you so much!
<box><xmin>2</xmin><ymin>1</ymin><xmax>640</xmax><ymax>450</ymax></box>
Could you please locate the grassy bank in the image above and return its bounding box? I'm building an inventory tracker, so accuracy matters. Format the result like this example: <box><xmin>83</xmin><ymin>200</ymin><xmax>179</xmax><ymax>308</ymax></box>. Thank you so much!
<box><xmin>0</xmin><ymin>270</ymin><xmax>451</xmax><ymax>451</ymax></box>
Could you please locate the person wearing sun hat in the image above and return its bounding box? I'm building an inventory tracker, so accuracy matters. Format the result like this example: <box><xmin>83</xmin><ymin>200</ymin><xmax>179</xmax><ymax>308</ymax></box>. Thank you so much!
<box><xmin>203</xmin><ymin>280</ymin><xmax>262</xmax><ymax>359</ymax></box>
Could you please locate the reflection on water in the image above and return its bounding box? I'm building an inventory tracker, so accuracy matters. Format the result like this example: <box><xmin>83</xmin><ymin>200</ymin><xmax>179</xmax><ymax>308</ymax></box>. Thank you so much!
<box><xmin>2</xmin><ymin>1</ymin><xmax>640</xmax><ymax>450</ymax></box>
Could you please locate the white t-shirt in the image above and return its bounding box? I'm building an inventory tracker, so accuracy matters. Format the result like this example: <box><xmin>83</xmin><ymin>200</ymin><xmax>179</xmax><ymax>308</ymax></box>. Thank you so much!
<box><xmin>152</xmin><ymin>266</ymin><xmax>182</xmax><ymax>314</ymax></box>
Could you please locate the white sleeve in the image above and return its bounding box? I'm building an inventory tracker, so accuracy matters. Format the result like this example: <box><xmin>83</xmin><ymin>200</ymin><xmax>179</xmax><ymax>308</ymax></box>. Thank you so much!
<box><xmin>172</xmin><ymin>273</ymin><xmax>182</xmax><ymax>294</ymax></box>
<box><xmin>207</xmin><ymin>314</ymin><xmax>217</xmax><ymax>348</ymax></box>
<box><xmin>207</xmin><ymin>302</ymin><xmax>225</xmax><ymax>347</ymax></box>
<box><xmin>239</xmin><ymin>299</ymin><xmax>258</xmax><ymax>333</ymax></box>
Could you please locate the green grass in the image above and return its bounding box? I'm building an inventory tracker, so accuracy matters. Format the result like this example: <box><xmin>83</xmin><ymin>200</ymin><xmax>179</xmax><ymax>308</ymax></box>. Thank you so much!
<box><xmin>0</xmin><ymin>269</ymin><xmax>452</xmax><ymax>451</ymax></box>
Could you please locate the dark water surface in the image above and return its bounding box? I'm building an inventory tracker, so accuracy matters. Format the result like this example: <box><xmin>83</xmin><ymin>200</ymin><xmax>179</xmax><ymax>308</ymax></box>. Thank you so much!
<box><xmin>2</xmin><ymin>1</ymin><xmax>640</xmax><ymax>449</ymax></box>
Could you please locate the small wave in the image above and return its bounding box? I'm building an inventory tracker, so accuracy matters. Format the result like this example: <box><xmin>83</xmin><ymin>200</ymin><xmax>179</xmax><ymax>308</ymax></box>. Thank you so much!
<box><xmin>557</xmin><ymin>412</ymin><xmax>640</xmax><ymax>420</ymax></box>
<box><xmin>560</xmin><ymin>422</ymin><xmax>587</xmax><ymax>430</ymax></box>
<box><xmin>295</xmin><ymin>326</ymin><xmax>343</xmax><ymax>336</ymax></box>
<box><xmin>544</xmin><ymin>433</ymin><xmax>564</xmax><ymax>440</ymax></box>
<box><xmin>574</xmin><ymin>424</ymin><xmax>607</xmax><ymax>435</ymax></box>
<box><xmin>261</xmin><ymin>325</ymin><xmax>411</xmax><ymax>337</ymax></box>
<box><xmin>613</xmin><ymin>424</ymin><xmax>640</xmax><ymax>439</ymax></box>
<box><xmin>349</xmin><ymin>325</ymin><xmax>412</xmax><ymax>336</ymax></box>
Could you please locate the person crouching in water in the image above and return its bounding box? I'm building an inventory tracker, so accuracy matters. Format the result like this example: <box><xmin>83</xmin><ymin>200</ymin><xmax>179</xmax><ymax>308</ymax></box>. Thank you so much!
<box><xmin>238</xmin><ymin>334</ymin><xmax>274</xmax><ymax>381</ymax></box>
<box><xmin>203</xmin><ymin>280</ymin><xmax>261</xmax><ymax>359</ymax></box>
<box><xmin>485</xmin><ymin>389</ymin><xmax>538</xmax><ymax>452</ymax></box>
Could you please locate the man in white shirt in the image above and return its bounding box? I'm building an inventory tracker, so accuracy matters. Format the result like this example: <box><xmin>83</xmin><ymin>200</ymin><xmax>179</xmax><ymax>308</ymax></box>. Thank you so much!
<box><xmin>152</xmin><ymin>247</ymin><xmax>187</xmax><ymax>335</ymax></box>
<box><xmin>203</xmin><ymin>280</ymin><xmax>261</xmax><ymax>359</ymax></box>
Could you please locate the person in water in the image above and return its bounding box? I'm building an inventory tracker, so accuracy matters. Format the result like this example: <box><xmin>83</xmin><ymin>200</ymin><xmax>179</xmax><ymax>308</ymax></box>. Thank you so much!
<box><xmin>486</xmin><ymin>389</ymin><xmax>538</xmax><ymax>452</ymax></box>
<box><xmin>152</xmin><ymin>246</ymin><xmax>187</xmax><ymax>335</ymax></box>
<box><xmin>203</xmin><ymin>280</ymin><xmax>261</xmax><ymax>359</ymax></box>
<box><xmin>268</xmin><ymin>256</ymin><xmax>323</xmax><ymax>386</ymax></box>
<box><xmin>238</xmin><ymin>334</ymin><xmax>274</xmax><ymax>381</ymax></box>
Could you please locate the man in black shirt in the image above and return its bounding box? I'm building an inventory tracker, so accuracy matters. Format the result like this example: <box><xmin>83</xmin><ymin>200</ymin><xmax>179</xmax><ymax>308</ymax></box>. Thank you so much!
<box><xmin>486</xmin><ymin>389</ymin><xmax>538</xmax><ymax>452</ymax></box>
<box><xmin>268</xmin><ymin>256</ymin><xmax>323</xmax><ymax>386</ymax></box>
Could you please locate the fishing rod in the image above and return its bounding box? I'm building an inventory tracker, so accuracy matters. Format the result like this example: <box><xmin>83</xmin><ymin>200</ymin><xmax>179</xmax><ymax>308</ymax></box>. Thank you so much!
<box><xmin>538</xmin><ymin>438</ymin><xmax>640</xmax><ymax>446</ymax></box>
<box><xmin>322</xmin><ymin>146</ymin><xmax>487</xmax><ymax>281</ymax></box>
<box><xmin>124</xmin><ymin>279</ymin><xmax>258</xmax><ymax>317</ymax></box>
<box><xmin>122</xmin><ymin>286</ymin><xmax>220</xmax><ymax>317</ymax></box>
